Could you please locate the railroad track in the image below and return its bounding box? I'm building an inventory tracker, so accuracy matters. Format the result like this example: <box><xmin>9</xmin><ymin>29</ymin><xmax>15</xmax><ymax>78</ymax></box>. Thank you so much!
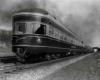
<box><xmin>0</xmin><ymin>54</ymin><xmax>91</xmax><ymax>75</ymax></box>
<box><xmin>0</xmin><ymin>56</ymin><xmax>18</xmax><ymax>63</ymax></box>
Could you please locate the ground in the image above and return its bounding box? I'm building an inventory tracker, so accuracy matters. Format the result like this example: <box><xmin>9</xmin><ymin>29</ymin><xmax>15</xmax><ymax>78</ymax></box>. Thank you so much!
<box><xmin>0</xmin><ymin>43</ymin><xmax>14</xmax><ymax>57</ymax></box>
<box><xmin>0</xmin><ymin>53</ymin><xmax>99</xmax><ymax>80</ymax></box>
<box><xmin>41</xmin><ymin>53</ymin><xmax>100</xmax><ymax>80</ymax></box>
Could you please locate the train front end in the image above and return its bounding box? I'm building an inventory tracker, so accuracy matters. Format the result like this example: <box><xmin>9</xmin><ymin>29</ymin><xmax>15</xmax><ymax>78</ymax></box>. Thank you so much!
<box><xmin>12</xmin><ymin>9</ymin><xmax>47</xmax><ymax>62</ymax></box>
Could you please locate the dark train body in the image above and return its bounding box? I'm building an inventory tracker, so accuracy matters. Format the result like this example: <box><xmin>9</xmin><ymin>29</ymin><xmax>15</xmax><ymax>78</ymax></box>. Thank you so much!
<box><xmin>12</xmin><ymin>8</ymin><xmax>93</xmax><ymax>62</ymax></box>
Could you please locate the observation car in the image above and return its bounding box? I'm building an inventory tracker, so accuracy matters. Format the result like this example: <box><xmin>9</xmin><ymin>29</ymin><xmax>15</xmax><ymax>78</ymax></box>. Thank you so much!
<box><xmin>12</xmin><ymin>8</ymin><xmax>93</xmax><ymax>62</ymax></box>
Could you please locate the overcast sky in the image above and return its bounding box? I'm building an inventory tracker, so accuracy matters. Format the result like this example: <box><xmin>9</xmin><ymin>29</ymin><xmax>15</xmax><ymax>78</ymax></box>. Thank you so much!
<box><xmin>0</xmin><ymin>0</ymin><xmax>100</xmax><ymax>47</ymax></box>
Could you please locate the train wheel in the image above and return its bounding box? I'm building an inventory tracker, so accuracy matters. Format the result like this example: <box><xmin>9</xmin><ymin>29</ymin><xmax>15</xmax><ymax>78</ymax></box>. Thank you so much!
<box><xmin>68</xmin><ymin>52</ymin><xmax>71</xmax><ymax>56</ymax></box>
<box><xmin>66</xmin><ymin>52</ymin><xmax>69</xmax><ymax>56</ymax></box>
<box><xmin>18</xmin><ymin>57</ymin><xmax>26</xmax><ymax>63</ymax></box>
<box><xmin>55</xmin><ymin>53</ymin><xmax>59</xmax><ymax>59</ymax></box>
<box><xmin>55</xmin><ymin>54</ymin><xmax>59</xmax><ymax>59</ymax></box>
<box><xmin>56</xmin><ymin>53</ymin><xmax>61</xmax><ymax>58</ymax></box>
<box><xmin>45</xmin><ymin>54</ymin><xmax>51</xmax><ymax>61</ymax></box>
<box><xmin>51</xmin><ymin>54</ymin><xmax>56</xmax><ymax>59</ymax></box>
<box><xmin>38</xmin><ymin>56</ymin><xmax>43</xmax><ymax>62</ymax></box>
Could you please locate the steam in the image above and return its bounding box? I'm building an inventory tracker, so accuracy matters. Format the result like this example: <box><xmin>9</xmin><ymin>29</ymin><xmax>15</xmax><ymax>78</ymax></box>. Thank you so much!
<box><xmin>49</xmin><ymin>0</ymin><xmax>100</xmax><ymax>47</ymax></box>
<box><xmin>63</xmin><ymin>4</ymin><xmax>100</xmax><ymax>47</ymax></box>
<box><xmin>0</xmin><ymin>0</ymin><xmax>100</xmax><ymax>47</ymax></box>
<box><xmin>0</xmin><ymin>0</ymin><xmax>58</xmax><ymax>30</ymax></box>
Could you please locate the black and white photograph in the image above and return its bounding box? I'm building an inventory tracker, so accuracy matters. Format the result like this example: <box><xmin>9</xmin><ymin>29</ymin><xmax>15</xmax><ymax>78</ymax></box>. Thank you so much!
<box><xmin>0</xmin><ymin>0</ymin><xmax>100</xmax><ymax>80</ymax></box>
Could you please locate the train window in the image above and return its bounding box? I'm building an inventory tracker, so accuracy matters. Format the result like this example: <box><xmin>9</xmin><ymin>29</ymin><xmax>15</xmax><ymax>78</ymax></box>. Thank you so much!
<box><xmin>31</xmin><ymin>23</ymin><xmax>46</xmax><ymax>34</ymax></box>
<box><xmin>49</xmin><ymin>21</ymin><xmax>52</xmax><ymax>25</ymax></box>
<box><xmin>17</xmin><ymin>23</ymin><xmax>26</xmax><ymax>34</ymax></box>
<box><xmin>83</xmin><ymin>43</ymin><xmax>85</xmax><ymax>47</ymax></box>
<box><xmin>64</xmin><ymin>34</ymin><xmax>67</xmax><ymax>41</ymax></box>
<box><xmin>49</xmin><ymin>27</ymin><xmax>54</xmax><ymax>37</ymax></box>
<box><xmin>55</xmin><ymin>30</ymin><xmax>59</xmax><ymax>38</ymax></box>
<box><xmin>80</xmin><ymin>42</ymin><xmax>82</xmax><ymax>46</ymax></box>
<box><xmin>13</xmin><ymin>23</ymin><xmax>16</xmax><ymax>34</ymax></box>
<box><xmin>60</xmin><ymin>32</ymin><xmax>63</xmax><ymax>40</ymax></box>
<box><xmin>78</xmin><ymin>41</ymin><xmax>80</xmax><ymax>45</ymax></box>
<box><xmin>79</xmin><ymin>42</ymin><xmax>81</xmax><ymax>46</ymax></box>
<box><xmin>66</xmin><ymin>35</ymin><xmax>69</xmax><ymax>42</ymax></box>
<box><xmin>75</xmin><ymin>39</ymin><xmax>77</xmax><ymax>45</ymax></box>
<box><xmin>66</xmin><ymin>35</ymin><xmax>68</xmax><ymax>42</ymax></box>
<box><xmin>78</xmin><ymin>41</ymin><xmax>79</xmax><ymax>45</ymax></box>
<box><xmin>77</xmin><ymin>40</ymin><xmax>79</xmax><ymax>45</ymax></box>
<box><xmin>73</xmin><ymin>39</ymin><xmax>75</xmax><ymax>44</ymax></box>
<box><xmin>69</xmin><ymin>36</ymin><xmax>71</xmax><ymax>43</ymax></box>
<box><xmin>76</xmin><ymin>40</ymin><xmax>78</xmax><ymax>45</ymax></box>
<box><xmin>82</xmin><ymin>41</ymin><xmax>83</xmax><ymax>46</ymax></box>
<box><xmin>74</xmin><ymin>40</ymin><xmax>75</xmax><ymax>44</ymax></box>
<box><xmin>68</xmin><ymin>36</ymin><xmax>70</xmax><ymax>42</ymax></box>
<box><xmin>67</xmin><ymin>35</ymin><xmax>69</xmax><ymax>42</ymax></box>
<box><xmin>71</xmin><ymin>38</ymin><xmax>73</xmax><ymax>43</ymax></box>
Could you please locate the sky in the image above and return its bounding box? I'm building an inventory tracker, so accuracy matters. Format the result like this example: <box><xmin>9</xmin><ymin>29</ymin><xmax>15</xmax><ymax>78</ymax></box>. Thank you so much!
<box><xmin>0</xmin><ymin>0</ymin><xmax>100</xmax><ymax>47</ymax></box>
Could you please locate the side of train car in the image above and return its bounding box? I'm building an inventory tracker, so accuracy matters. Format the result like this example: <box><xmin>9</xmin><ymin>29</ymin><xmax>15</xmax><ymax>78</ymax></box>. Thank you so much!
<box><xmin>12</xmin><ymin>8</ymin><xmax>93</xmax><ymax>62</ymax></box>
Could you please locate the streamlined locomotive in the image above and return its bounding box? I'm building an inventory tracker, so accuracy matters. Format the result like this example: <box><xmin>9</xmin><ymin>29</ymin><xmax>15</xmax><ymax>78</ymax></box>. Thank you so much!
<box><xmin>12</xmin><ymin>8</ymin><xmax>93</xmax><ymax>62</ymax></box>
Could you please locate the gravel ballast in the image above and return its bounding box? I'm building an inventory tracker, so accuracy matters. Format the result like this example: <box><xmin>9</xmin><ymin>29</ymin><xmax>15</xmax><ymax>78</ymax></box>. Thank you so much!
<box><xmin>41</xmin><ymin>53</ymin><xmax>100</xmax><ymax>80</ymax></box>
<box><xmin>0</xmin><ymin>53</ymin><xmax>95</xmax><ymax>80</ymax></box>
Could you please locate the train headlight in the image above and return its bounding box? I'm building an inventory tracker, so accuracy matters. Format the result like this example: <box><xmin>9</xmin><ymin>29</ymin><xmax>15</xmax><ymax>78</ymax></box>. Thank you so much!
<box><xmin>37</xmin><ymin>37</ymin><xmax>42</xmax><ymax>43</ymax></box>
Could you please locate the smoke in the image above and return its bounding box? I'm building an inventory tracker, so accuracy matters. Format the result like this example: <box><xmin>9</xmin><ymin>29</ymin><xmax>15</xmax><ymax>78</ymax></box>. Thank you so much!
<box><xmin>49</xmin><ymin>0</ymin><xmax>100</xmax><ymax>47</ymax></box>
<box><xmin>0</xmin><ymin>0</ymin><xmax>59</xmax><ymax>30</ymax></box>
<box><xmin>66</xmin><ymin>4</ymin><xmax>100</xmax><ymax>47</ymax></box>
<box><xmin>0</xmin><ymin>0</ymin><xmax>100</xmax><ymax>47</ymax></box>
<box><xmin>62</xmin><ymin>4</ymin><xmax>100</xmax><ymax>47</ymax></box>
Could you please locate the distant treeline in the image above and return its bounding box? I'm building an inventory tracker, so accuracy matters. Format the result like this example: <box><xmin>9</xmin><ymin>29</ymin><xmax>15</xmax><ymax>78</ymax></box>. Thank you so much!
<box><xmin>0</xmin><ymin>30</ymin><xmax>12</xmax><ymax>43</ymax></box>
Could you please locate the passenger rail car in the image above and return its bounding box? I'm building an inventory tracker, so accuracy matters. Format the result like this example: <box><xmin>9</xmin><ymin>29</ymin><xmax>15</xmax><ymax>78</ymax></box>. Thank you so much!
<box><xmin>12</xmin><ymin>8</ymin><xmax>93</xmax><ymax>62</ymax></box>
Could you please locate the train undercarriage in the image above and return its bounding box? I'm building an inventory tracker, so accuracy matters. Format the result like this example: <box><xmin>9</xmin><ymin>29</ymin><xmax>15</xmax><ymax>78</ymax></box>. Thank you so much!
<box><xmin>14</xmin><ymin>47</ymin><xmax>86</xmax><ymax>63</ymax></box>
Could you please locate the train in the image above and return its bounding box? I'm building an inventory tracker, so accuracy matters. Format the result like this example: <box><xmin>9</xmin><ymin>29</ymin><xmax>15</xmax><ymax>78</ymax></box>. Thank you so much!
<box><xmin>12</xmin><ymin>8</ymin><xmax>93</xmax><ymax>63</ymax></box>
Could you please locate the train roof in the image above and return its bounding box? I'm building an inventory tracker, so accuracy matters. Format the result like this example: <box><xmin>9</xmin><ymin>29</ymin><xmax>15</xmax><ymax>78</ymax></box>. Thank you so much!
<box><xmin>17</xmin><ymin>8</ymin><xmax>48</xmax><ymax>15</ymax></box>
